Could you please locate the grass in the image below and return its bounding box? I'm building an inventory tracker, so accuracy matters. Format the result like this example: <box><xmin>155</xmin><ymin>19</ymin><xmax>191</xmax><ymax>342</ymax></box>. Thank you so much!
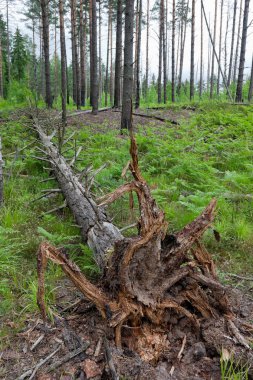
<box><xmin>0</xmin><ymin>100</ymin><xmax>253</xmax><ymax>354</ymax></box>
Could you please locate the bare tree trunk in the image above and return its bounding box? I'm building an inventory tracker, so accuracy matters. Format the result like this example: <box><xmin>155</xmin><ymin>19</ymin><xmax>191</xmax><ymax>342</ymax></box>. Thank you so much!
<box><xmin>114</xmin><ymin>0</ymin><xmax>123</xmax><ymax>108</ymax></box>
<box><xmin>54</xmin><ymin>5</ymin><xmax>58</xmax><ymax>102</ymax></box>
<box><xmin>248</xmin><ymin>54</ymin><xmax>253</xmax><ymax>102</ymax></box>
<box><xmin>59</xmin><ymin>0</ymin><xmax>67</xmax><ymax>138</ymax></box>
<box><xmin>177</xmin><ymin>0</ymin><xmax>189</xmax><ymax>97</ymax></box>
<box><xmin>224</xmin><ymin>5</ymin><xmax>230</xmax><ymax>80</ymax></box>
<box><xmin>162</xmin><ymin>0</ymin><xmax>167</xmax><ymax>103</ymax></box>
<box><xmin>135</xmin><ymin>0</ymin><xmax>142</xmax><ymax>108</ymax></box>
<box><xmin>72</xmin><ymin>0</ymin><xmax>81</xmax><ymax>109</ymax></box>
<box><xmin>80</xmin><ymin>0</ymin><xmax>86</xmax><ymax>106</ymax></box>
<box><xmin>145</xmin><ymin>0</ymin><xmax>149</xmax><ymax>99</ymax></box>
<box><xmin>41</xmin><ymin>0</ymin><xmax>52</xmax><ymax>108</ymax></box>
<box><xmin>105</xmin><ymin>2</ymin><xmax>111</xmax><ymax>107</ymax></box>
<box><xmin>98</xmin><ymin>0</ymin><xmax>102</xmax><ymax>104</ymax></box>
<box><xmin>190</xmin><ymin>0</ymin><xmax>195</xmax><ymax>100</ymax></box>
<box><xmin>71</xmin><ymin>0</ymin><xmax>77</xmax><ymax>104</ymax></box>
<box><xmin>121</xmin><ymin>0</ymin><xmax>135</xmax><ymax>131</ymax></box>
<box><xmin>199</xmin><ymin>2</ymin><xmax>203</xmax><ymax>98</ymax></box>
<box><xmin>0</xmin><ymin>32</ymin><xmax>3</xmax><ymax>98</ymax></box>
<box><xmin>217</xmin><ymin>0</ymin><xmax>224</xmax><ymax>95</ymax></box>
<box><xmin>235</xmin><ymin>0</ymin><xmax>250</xmax><ymax>102</ymax></box>
<box><xmin>172</xmin><ymin>0</ymin><xmax>175</xmax><ymax>102</ymax></box>
<box><xmin>109</xmin><ymin>12</ymin><xmax>114</xmax><ymax>106</ymax></box>
<box><xmin>158</xmin><ymin>0</ymin><xmax>163</xmax><ymax>103</ymax></box>
<box><xmin>65</xmin><ymin>49</ymin><xmax>70</xmax><ymax>105</ymax></box>
<box><xmin>89</xmin><ymin>0</ymin><xmax>93</xmax><ymax>106</ymax></box>
<box><xmin>227</xmin><ymin>0</ymin><xmax>237</xmax><ymax>87</ymax></box>
<box><xmin>133</xmin><ymin>0</ymin><xmax>139</xmax><ymax>101</ymax></box>
<box><xmin>210</xmin><ymin>0</ymin><xmax>217</xmax><ymax>99</ymax></box>
<box><xmin>6</xmin><ymin>0</ymin><xmax>10</xmax><ymax>84</ymax></box>
<box><xmin>91</xmin><ymin>0</ymin><xmax>98</xmax><ymax>113</ymax></box>
<box><xmin>233</xmin><ymin>0</ymin><xmax>243</xmax><ymax>83</ymax></box>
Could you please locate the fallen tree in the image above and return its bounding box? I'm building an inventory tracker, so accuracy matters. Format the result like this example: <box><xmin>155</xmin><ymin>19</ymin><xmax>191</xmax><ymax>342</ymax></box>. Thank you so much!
<box><xmin>32</xmin><ymin>114</ymin><xmax>253</xmax><ymax>372</ymax></box>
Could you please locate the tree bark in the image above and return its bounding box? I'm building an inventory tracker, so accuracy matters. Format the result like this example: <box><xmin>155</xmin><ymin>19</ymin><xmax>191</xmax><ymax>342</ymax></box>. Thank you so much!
<box><xmin>158</xmin><ymin>0</ymin><xmax>163</xmax><ymax>104</ymax></box>
<box><xmin>6</xmin><ymin>0</ymin><xmax>10</xmax><ymax>84</ymax></box>
<box><xmin>145</xmin><ymin>0</ymin><xmax>149</xmax><ymax>99</ymax></box>
<box><xmin>91</xmin><ymin>0</ymin><xmax>98</xmax><ymax>113</ymax></box>
<box><xmin>190</xmin><ymin>0</ymin><xmax>195</xmax><ymax>100</ymax></box>
<box><xmin>80</xmin><ymin>0</ymin><xmax>86</xmax><ymax>106</ymax></box>
<box><xmin>109</xmin><ymin>9</ymin><xmax>114</xmax><ymax>106</ymax></box>
<box><xmin>227</xmin><ymin>0</ymin><xmax>237</xmax><ymax>87</ymax></box>
<box><xmin>235</xmin><ymin>0</ymin><xmax>250</xmax><ymax>103</ymax></box>
<box><xmin>105</xmin><ymin>2</ymin><xmax>111</xmax><ymax>107</ymax></box>
<box><xmin>121</xmin><ymin>0</ymin><xmax>135</xmax><ymax>131</ymax></box>
<box><xmin>114</xmin><ymin>0</ymin><xmax>123</xmax><ymax>108</ymax></box>
<box><xmin>248</xmin><ymin>54</ymin><xmax>253</xmax><ymax>102</ymax></box>
<box><xmin>233</xmin><ymin>0</ymin><xmax>243</xmax><ymax>83</ymax></box>
<box><xmin>199</xmin><ymin>2</ymin><xmax>203</xmax><ymax>98</ymax></box>
<box><xmin>177</xmin><ymin>0</ymin><xmax>189</xmax><ymax>97</ymax></box>
<box><xmin>217</xmin><ymin>0</ymin><xmax>224</xmax><ymax>95</ymax></box>
<box><xmin>135</xmin><ymin>0</ymin><xmax>142</xmax><ymax>109</ymax></box>
<box><xmin>59</xmin><ymin>0</ymin><xmax>67</xmax><ymax>139</ymax></box>
<box><xmin>171</xmin><ymin>0</ymin><xmax>176</xmax><ymax>102</ymax></box>
<box><xmin>162</xmin><ymin>0</ymin><xmax>167</xmax><ymax>103</ymax></box>
<box><xmin>40</xmin><ymin>0</ymin><xmax>52</xmax><ymax>108</ymax></box>
<box><xmin>210</xmin><ymin>0</ymin><xmax>217</xmax><ymax>99</ymax></box>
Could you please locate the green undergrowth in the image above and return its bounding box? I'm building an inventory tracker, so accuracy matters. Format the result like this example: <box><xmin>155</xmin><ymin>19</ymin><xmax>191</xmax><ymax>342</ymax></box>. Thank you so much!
<box><xmin>0</xmin><ymin>101</ymin><xmax>253</xmax><ymax>344</ymax></box>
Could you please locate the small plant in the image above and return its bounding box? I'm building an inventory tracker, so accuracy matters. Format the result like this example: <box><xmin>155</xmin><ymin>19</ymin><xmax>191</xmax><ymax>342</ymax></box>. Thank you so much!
<box><xmin>220</xmin><ymin>349</ymin><xmax>249</xmax><ymax>380</ymax></box>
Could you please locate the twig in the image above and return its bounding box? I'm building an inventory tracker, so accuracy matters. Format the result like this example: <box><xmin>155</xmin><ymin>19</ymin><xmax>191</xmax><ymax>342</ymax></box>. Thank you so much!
<box><xmin>225</xmin><ymin>273</ymin><xmax>253</xmax><ymax>282</ymax></box>
<box><xmin>94</xmin><ymin>337</ymin><xmax>103</xmax><ymax>357</ymax></box>
<box><xmin>47</xmin><ymin>342</ymin><xmax>90</xmax><ymax>372</ymax></box>
<box><xmin>30</xmin><ymin>334</ymin><xmax>45</xmax><ymax>351</ymax></box>
<box><xmin>104</xmin><ymin>337</ymin><xmax>119</xmax><ymax>380</ymax></box>
<box><xmin>42</xmin><ymin>201</ymin><xmax>67</xmax><ymax>216</ymax></box>
<box><xmin>227</xmin><ymin>319</ymin><xmax>251</xmax><ymax>349</ymax></box>
<box><xmin>120</xmin><ymin>223</ymin><xmax>137</xmax><ymax>232</ymax></box>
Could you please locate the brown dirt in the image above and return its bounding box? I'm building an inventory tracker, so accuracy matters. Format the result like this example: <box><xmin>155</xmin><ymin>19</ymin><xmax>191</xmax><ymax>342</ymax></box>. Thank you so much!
<box><xmin>1</xmin><ymin>280</ymin><xmax>253</xmax><ymax>380</ymax></box>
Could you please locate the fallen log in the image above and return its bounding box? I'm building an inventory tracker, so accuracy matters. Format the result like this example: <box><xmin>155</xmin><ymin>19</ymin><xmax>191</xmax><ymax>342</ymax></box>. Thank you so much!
<box><xmin>33</xmin><ymin>119</ymin><xmax>253</xmax><ymax>369</ymax></box>
<box><xmin>113</xmin><ymin>109</ymin><xmax>180</xmax><ymax>125</ymax></box>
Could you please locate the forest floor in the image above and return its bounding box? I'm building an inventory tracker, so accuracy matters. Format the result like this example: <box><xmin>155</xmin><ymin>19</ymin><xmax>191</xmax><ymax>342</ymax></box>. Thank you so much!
<box><xmin>1</xmin><ymin>102</ymin><xmax>253</xmax><ymax>379</ymax></box>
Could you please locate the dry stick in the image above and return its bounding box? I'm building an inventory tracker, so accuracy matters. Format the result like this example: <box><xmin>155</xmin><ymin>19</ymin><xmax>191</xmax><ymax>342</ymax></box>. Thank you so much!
<box><xmin>47</xmin><ymin>342</ymin><xmax>90</xmax><ymax>373</ymax></box>
<box><xmin>114</xmin><ymin>109</ymin><xmax>180</xmax><ymax>125</ymax></box>
<box><xmin>104</xmin><ymin>337</ymin><xmax>119</xmax><ymax>380</ymax></box>
<box><xmin>226</xmin><ymin>273</ymin><xmax>253</xmax><ymax>281</ymax></box>
<box><xmin>30</xmin><ymin>334</ymin><xmax>45</xmax><ymax>351</ymax></box>
<box><xmin>201</xmin><ymin>0</ymin><xmax>233</xmax><ymax>102</ymax></box>
<box><xmin>42</xmin><ymin>201</ymin><xmax>67</xmax><ymax>216</ymax></box>
<box><xmin>67</xmin><ymin>107</ymin><xmax>112</xmax><ymax>118</ymax></box>
<box><xmin>227</xmin><ymin>319</ymin><xmax>251</xmax><ymax>349</ymax></box>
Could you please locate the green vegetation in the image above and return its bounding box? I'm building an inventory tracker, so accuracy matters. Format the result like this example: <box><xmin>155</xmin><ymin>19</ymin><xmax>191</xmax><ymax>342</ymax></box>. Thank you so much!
<box><xmin>0</xmin><ymin>101</ymin><xmax>253</xmax><ymax>350</ymax></box>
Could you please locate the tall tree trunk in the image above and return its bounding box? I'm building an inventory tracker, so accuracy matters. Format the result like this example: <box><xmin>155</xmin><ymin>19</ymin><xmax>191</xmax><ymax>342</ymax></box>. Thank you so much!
<box><xmin>177</xmin><ymin>0</ymin><xmax>189</xmax><ymax>97</ymax></box>
<box><xmin>54</xmin><ymin>5</ymin><xmax>58</xmax><ymax>102</ymax></box>
<box><xmin>0</xmin><ymin>32</ymin><xmax>3</xmax><ymax>98</ymax></box>
<box><xmin>71</xmin><ymin>0</ymin><xmax>77</xmax><ymax>104</ymax></box>
<box><xmin>41</xmin><ymin>0</ymin><xmax>52</xmax><ymax>108</ymax></box>
<box><xmin>65</xmin><ymin>49</ymin><xmax>70</xmax><ymax>104</ymax></box>
<box><xmin>133</xmin><ymin>0</ymin><xmax>139</xmax><ymax>102</ymax></box>
<box><xmin>190</xmin><ymin>0</ymin><xmax>195</xmax><ymax>100</ymax></box>
<box><xmin>235</xmin><ymin>0</ymin><xmax>250</xmax><ymax>102</ymax></box>
<box><xmin>80</xmin><ymin>0</ymin><xmax>86</xmax><ymax>106</ymax></box>
<box><xmin>210</xmin><ymin>0</ymin><xmax>217</xmax><ymax>99</ymax></box>
<box><xmin>227</xmin><ymin>0</ymin><xmax>237</xmax><ymax>87</ymax></box>
<box><xmin>224</xmin><ymin>5</ymin><xmax>230</xmax><ymax>80</ymax></box>
<box><xmin>91</xmin><ymin>0</ymin><xmax>98</xmax><ymax>113</ymax></box>
<box><xmin>145</xmin><ymin>0</ymin><xmax>149</xmax><ymax>99</ymax></box>
<box><xmin>248</xmin><ymin>54</ymin><xmax>253</xmax><ymax>102</ymax></box>
<box><xmin>121</xmin><ymin>0</ymin><xmax>135</xmax><ymax>131</ymax></box>
<box><xmin>171</xmin><ymin>0</ymin><xmax>176</xmax><ymax>102</ymax></box>
<box><xmin>109</xmin><ymin>12</ymin><xmax>113</xmax><ymax>105</ymax></box>
<box><xmin>105</xmin><ymin>2</ymin><xmax>111</xmax><ymax>107</ymax></box>
<box><xmin>98</xmin><ymin>0</ymin><xmax>102</xmax><ymax>104</ymax></box>
<box><xmin>217</xmin><ymin>0</ymin><xmax>224</xmax><ymax>95</ymax></box>
<box><xmin>32</xmin><ymin>20</ymin><xmax>38</xmax><ymax>99</ymax></box>
<box><xmin>158</xmin><ymin>0</ymin><xmax>163</xmax><ymax>103</ymax></box>
<box><xmin>89</xmin><ymin>0</ymin><xmax>93</xmax><ymax>106</ymax></box>
<box><xmin>162</xmin><ymin>0</ymin><xmax>167</xmax><ymax>103</ymax></box>
<box><xmin>59</xmin><ymin>0</ymin><xmax>67</xmax><ymax>138</ymax></box>
<box><xmin>114</xmin><ymin>0</ymin><xmax>123</xmax><ymax>108</ymax></box>
<box><xmin>71</xmin><ymin>0</ymin><xmax>81</xmax><ymax>109</ymax></box>
<box><xmin>233</xmin><ymin>0</ymin><xmax>243</xmax><ymax>83</ymax></box>
<box><xmin>6</xmin><ymin>0</ymin><xmax>10</xmax><ymax>84</ymax></box>
<box><xmin>135</xmin><ymin>0</ymin><xmax>142</xmax><ymax>108</ymax></box>
<box><xmin>199</xmin><ymin>2</ymin><xmax>203</xmax><ymax>98</ymax></box>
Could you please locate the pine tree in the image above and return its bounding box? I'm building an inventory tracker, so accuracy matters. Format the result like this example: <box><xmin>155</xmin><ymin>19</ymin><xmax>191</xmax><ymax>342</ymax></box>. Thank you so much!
<box><xmin>11</xmin><ymin>28</ymin><xmax>28</xmax><ymax>81</ymax></box>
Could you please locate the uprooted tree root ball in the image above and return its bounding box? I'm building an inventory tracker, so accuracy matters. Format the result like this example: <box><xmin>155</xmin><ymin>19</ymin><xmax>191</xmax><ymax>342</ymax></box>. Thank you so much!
<box><xmin>33</xmin><ymin>116</ymin><xmax>252</xmax><ymax>376</ymax></box>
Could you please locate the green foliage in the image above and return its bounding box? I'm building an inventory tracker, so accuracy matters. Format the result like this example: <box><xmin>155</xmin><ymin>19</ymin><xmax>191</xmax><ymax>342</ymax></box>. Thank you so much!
<box><xmin>11</xmin><ymin>28</ymin><xmax>29</xmax><ymax>81</ymax></box>
<box><xmin>220</xmin><ymin>350</ymin><xmax>249</xmax><ymax>380</ymax></box>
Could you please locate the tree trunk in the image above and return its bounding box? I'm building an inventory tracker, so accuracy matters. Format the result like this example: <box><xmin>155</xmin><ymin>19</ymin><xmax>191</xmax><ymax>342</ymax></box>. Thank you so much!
<box><xmin>145</xmin><ymin>0</ymin><xmax>149</xmax><ymax>99</ymax></box>
<box><xmin>105</xmin><ymin>2</ymin><xmax>111</xmax><ymax>107</ymax></box>
<box><xmin>89</xmin><ymin>0</ymin><xmax>93</xmax><ymax>106</ymax></box>
<box><xmin>233</xmin><ymin>0</ymin><xmax>243</xmax><ymax>83</ymax></box>
<box><xmin>217</xmin><ymin>0</ymin><xmax>224</xmax><ymax>95</ymax></box>
<box><xmin>71</xmin><ymin>0</ymin><xmax>81</xmax><ymax>109</ymax></box>
<box><xmin>210</xmin><ymin>0</ymin><xmax>217</xmax><ymax>99</ymax></box>
<box><xmin>158</xmin><ymin>0</ymin><xmax>163</xmax><ymax>104</ymax></box>
<box><xmin>0</xmin><ymin>31</ymin><xmax>3</xmax><ymax>98</ymax></box>
<box><xmin>162</xmin><ymin>0</ymin><xmax>167</xmax><ymax>104</ymax></box>
<box><xmin>224</xmin><ymin>5</ymin><xmax>230</xmax><ymax>80</ymax></box>
<box><xmin>40</xmin><ymin>0</ymin><xmax>52</xmax><ymax>108</ymax></box>
<box><xmin>199</xmin><ymin>2</ymin><xmax>203</xmax><ymax>98</ymax></box>
<box><xmin>177</xmin><ymin>0</ymin><xmax>189</xmax><ymax>97</ymax></box>
<box><xmin>227</xmin><ymin>0</ymin><xmax>237</xmax><ymax>87</ymax></box>
<box><xmin>121</xmin><ymin>0</ymin><xmax>135</xmax><ymax>131</ymax></box>
<box><xmin>91</xmin><ymin>0</ymin><xmax>98</xmax><ymax>113</ymax></box>
<box><xmin>248</xmin><ymin>54</ymin><xmax>253</xmax><ymax>102</ymax></box>
<box><xmin>6</xmin><ymin>0</ymin><xmax>10</xmax><ymax>85</ymax></box>
<box><xmin>109</xmin><ymin>11</ymin><xmax>113</xmax><ymax>106</ymax></box>
<box><xmin>135</xmin><ymin>0</ymin><xmax>142</xmax><ymax>109</ymax></box>
<box><xmin>190</xmin><ymin>0</ymin><xmax>195</xmax><ymax>100</ymax></box>
<box><xmin>235</xmin><ymin>0</ymin><xmax>250</xmax><ymax>103</ymax></box>
<box><xmin>114</xmin><ymin>0</ymin><xmax>123</xmax><ymax>108</ymax></box>
<box><xmin>59</xmin><ymin>0</ymin><xmax>67</xmax><ymax>143</ymax></box>
<box><xmin>54</xmin><ymin>6</ymin><xmax>58</xmax><ymax>102</ymax></box>
<box><xmin>80</xmin><ymin>0</ymin><xmax>86</xmax><ymax>106</ymax></box>
<box><xmin>171</xmin><ymin>0</ymin><xmax>176</xmax><ymax>102</ymax></box>
<box><xmin>98</xmin><ymin>0</ymin><xmax>102</xmax><ymax>104</ymax></box>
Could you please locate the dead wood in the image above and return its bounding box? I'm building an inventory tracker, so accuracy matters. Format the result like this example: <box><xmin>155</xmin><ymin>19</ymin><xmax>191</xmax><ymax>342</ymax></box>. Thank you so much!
<box><xmin>33</xmin><ymin>116</ymin><xmax>252</xmax><ymax>368</ymax></box>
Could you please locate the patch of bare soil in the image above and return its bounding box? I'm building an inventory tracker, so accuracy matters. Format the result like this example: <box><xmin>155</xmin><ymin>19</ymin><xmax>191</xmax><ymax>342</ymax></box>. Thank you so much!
<box><xmin>1</xmin><ymin>281</ymin><xmax>253</xmax><ymax>380</ymax></box>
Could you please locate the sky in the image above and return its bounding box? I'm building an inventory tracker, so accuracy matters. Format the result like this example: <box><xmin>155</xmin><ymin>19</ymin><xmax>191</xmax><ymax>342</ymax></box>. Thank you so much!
<box><xmin>1</xmin><ymin>0</ymin><xmax>253</xmax><ymax>85</ymax></box>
